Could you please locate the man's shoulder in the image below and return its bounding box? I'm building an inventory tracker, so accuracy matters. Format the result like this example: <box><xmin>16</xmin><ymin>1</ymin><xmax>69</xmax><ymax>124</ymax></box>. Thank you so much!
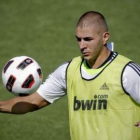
<box><xmin>123</xmin><ymin>61</ymin><xmax>140</xmax><ymax>76</ymax></box>
<box><xmin>112</xmin><ymin>53</ymin><xmax>132</xmax><ymax>67</ymax></box>
<box><xmin>118</xmin><ymin>53</ymin><xmax>132</xmax><ymax>60</ymax></box>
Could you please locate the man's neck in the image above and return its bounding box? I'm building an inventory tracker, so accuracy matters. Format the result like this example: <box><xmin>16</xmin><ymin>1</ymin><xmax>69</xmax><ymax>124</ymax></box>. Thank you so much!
<box><xmin>87</xmin><ymin>47</ymin><xmax>111</xmax><ymax>69</ymax></box>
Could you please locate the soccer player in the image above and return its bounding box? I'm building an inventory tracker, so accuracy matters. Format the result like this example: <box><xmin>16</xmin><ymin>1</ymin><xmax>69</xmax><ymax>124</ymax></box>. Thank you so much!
<box><xmin>0</xmin><ymin>11</ymin><xmax>140</xmax><ymax>140</ymax></box>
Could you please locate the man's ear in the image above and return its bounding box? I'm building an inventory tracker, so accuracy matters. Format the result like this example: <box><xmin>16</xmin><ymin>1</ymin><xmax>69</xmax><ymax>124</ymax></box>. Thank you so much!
<box><xmin>103</xmin><ymin>32</ymin><xmax>110</xmax><ymax>45</ymax></box>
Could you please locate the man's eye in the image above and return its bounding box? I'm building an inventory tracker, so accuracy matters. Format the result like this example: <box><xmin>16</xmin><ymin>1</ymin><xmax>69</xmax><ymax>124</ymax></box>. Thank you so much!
<box><xmin>76</xmin><ymin>37</ymin><xmax>81</xmax><ymax>42</ymax></box>
<box><xmin>84</xmin><ymin>38</ymin><xmax>92</xmax><ymax>41</ymax></box>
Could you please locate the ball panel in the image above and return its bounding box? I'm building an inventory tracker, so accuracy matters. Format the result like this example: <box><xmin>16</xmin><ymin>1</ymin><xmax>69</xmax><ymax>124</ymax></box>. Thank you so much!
<box><xmin>21</xmin><ymin>74</ymin><xmax>35</xmax><ymax>88</ymax></box>
<box><xmin>6</xmin><ymin>75</ymin><xmax>16</xmax><ymax>92</ymax></box>
<box><xmin>17</xmin><ymin>58</ymin><xmax>33</xmax><ymax>70</ymax></box>
<box><xmin>3</xmin><ymin>60</ymin><xmax>14</xmax><ymax>73</ymax></box>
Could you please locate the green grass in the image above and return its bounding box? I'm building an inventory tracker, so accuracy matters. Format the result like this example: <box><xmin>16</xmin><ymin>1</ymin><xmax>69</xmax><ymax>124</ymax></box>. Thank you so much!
<box><xmin>0</xmin><ymin>0</ymin><xmax>140</xmax><ymax>140</ymax></box>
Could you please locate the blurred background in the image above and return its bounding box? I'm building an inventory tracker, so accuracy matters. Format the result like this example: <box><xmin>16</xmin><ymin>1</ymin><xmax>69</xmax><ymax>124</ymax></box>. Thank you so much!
<box><xmin>0</xmin><ymin>0</ymin><xmax>140</xmax><ymax>139</ymax></box>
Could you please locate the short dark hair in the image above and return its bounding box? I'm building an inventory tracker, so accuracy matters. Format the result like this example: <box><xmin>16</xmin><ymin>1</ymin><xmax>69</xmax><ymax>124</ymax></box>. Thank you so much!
<box><xmin>77</xmin><ymin>11</ymin><xmax>108</xmax><ymax>32</ymax></box>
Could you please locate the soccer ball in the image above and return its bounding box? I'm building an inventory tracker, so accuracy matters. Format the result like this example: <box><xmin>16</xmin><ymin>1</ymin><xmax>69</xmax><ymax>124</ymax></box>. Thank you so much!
<box><xmin>2</xmin><ymin>56</ymin><xmax>43</xmax><ymax>96</ymax></box>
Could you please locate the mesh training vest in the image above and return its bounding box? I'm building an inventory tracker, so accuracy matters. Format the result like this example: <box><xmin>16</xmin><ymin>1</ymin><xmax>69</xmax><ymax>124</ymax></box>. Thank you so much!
<box><xmin>66</xmin><ymin>54</ymin><xmax>140</xmax><ymax>140</ymax></box>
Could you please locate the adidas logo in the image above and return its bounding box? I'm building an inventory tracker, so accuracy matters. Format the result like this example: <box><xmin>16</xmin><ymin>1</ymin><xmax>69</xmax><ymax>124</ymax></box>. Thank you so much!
<box><xmin>100</xmin><ymin>83</ymin><xmax>109</xmax><ymax>90</ymax></box>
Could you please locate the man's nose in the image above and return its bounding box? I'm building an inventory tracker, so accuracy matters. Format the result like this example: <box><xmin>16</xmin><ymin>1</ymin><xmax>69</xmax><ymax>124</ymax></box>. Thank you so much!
<box><xmin>79</xmin><ymin>39</ymin><xmax>86</xmax><ymax>50</ymax></box>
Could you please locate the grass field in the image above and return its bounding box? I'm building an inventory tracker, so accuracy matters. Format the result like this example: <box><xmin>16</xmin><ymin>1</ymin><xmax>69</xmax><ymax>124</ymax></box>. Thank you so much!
<box><xmin>0</xmin><ymin>0</ymin><xmax>140</xmax><ymax>140</ymax></box>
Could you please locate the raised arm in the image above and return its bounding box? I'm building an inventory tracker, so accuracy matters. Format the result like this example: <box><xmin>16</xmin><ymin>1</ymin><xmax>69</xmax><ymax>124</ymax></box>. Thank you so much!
<box><xmin>0</xmin><ymin>92</ymin><xmax>50</xmax><ymax>114</ymax></box>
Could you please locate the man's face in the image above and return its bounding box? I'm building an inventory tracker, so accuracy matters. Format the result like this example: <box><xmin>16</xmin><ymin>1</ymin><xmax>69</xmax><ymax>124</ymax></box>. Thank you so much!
<box><xmin>76</xmin><ymin>26</ymin><xmax>105</xmax><ymax>62</ymax></box>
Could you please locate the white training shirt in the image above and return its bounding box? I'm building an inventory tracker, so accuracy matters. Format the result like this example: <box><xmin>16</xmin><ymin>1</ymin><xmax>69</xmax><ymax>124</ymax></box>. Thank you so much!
<box><xmin>37</xmin><ymin>52</ymin><xmax>140</xmax><ymax>104</ymax></box>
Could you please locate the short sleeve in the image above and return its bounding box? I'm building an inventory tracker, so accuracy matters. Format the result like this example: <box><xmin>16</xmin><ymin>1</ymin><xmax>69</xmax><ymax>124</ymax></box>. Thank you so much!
<box><xmin>122</xmin><ymin>62</ymin><xmax>140</xmax><ymax>104</ymax></box>
<box><xmin>37</xmin><ymin>62</ymin><xmax>69</xmax><ymax>103</ymax></box>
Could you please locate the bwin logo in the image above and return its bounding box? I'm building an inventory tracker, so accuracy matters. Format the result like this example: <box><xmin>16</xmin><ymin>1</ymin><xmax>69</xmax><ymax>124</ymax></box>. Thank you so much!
<box><xmin>73</xmin><ymin>95</ymin><xmax>108</xmax><ymax>111</ymax></box>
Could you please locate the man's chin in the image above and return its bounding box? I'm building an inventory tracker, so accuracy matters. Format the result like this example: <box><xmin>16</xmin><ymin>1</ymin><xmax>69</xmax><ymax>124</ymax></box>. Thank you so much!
<box><xmin>83</xmin><ymin>56</ymin><xmax>91</xmax><ymax>61</ymax></box>
<box><xmin>83</xmin><ymin>56</ymin><xmax>96</xmax><ymax>65</ymax></box>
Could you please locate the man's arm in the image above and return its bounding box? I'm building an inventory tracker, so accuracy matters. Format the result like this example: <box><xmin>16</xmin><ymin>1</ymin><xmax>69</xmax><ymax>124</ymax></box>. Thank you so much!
<box><xmin>122</xmin><ymin>62</ymin><xmax>140</xmax><ymax>103</ymax></box>
<box><xmin>0</xmin><ymin>62</ymin><xmax>68</xmax><ymax>114</ymax></box>
<box><xmin>0</xmin><ymin>92</ymin><xmax>50</xmax><ymax>114</ymax></box>
<box><xmin>122</xmin><ymin>62</ymin><xmax>140</xmax><ymax>128</ymax></box>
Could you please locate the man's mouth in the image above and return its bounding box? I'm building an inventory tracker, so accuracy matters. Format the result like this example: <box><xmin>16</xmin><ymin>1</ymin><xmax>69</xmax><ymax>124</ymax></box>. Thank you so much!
<box><xmin>82</xmin><ymin>51</ymin><xmax>89</xmax><ymax>56</ymax></box>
